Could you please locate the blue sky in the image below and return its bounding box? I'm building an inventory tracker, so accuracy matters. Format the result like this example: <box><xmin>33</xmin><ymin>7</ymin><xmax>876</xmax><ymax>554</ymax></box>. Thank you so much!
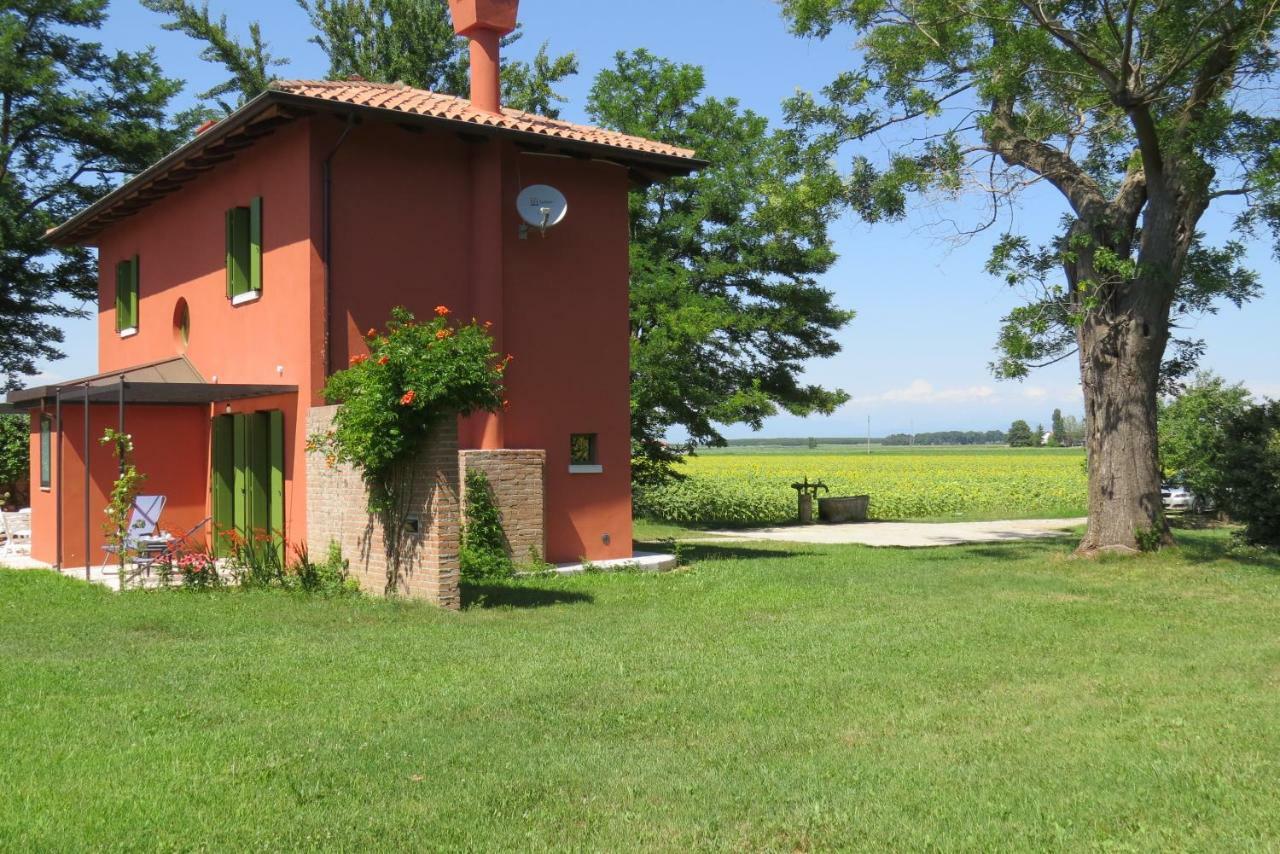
<box><xmin>31</xmin><ymin>0</ymin><xmax>1279</xmax><ymax>437</ymax></box>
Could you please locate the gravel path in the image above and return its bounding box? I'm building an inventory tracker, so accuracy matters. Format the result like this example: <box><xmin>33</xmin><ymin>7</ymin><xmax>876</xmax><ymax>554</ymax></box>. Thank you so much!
<box><xmin>700</xmin><ymin>518</ymin><xmax>1086</xmax><ymax>548</ymax></box>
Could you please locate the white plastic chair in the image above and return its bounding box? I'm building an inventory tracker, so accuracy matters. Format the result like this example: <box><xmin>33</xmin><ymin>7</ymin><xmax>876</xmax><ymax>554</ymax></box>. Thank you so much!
<box><xmin>1</xmin><ymin>511</ymin><xmax>32</xmax><ymax>556</ymax></box>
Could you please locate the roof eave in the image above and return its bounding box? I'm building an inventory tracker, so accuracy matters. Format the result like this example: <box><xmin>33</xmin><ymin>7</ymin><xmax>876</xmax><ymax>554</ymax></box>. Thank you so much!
<box><xmin>45</xmin><ymin>89</ymin><xmax>705</xmax><ymax>247</ymax></box>
<box><xmin>263</xmin><ymin>90</ymin><xmax>706</xmax><ymax>175</ymax></box>
<box><xmin>44</xmin><ymin>90</ymin><xmax>289</xmax><ymax>247</ymax></box>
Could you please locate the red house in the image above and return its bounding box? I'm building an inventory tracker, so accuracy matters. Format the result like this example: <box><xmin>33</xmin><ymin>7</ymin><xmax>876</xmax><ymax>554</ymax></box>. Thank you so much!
<box><xmin>7</xmin><ymin>0</ymin><xmax>700</xmax><ymax>602</ymax></box>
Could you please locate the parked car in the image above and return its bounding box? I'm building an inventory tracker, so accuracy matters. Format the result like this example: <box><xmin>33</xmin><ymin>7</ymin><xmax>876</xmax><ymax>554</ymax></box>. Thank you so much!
<box><xmin>1162</xmin><ymin>482</ymin><xmax>1210</xmax><ymax>513</ymax></box>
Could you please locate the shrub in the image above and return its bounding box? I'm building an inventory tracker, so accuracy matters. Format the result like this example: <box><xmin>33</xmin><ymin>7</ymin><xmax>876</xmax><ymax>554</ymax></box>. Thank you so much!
<box><xmin>1213</xmin><ymin>402</ymin><xmax>1280</xmax><ymax>548</ymax></box>
<box><xmin>312</xmin><ymin>307</ymin><xmax>506</xmax><ymax>506</ymax></box>
<box><xmin>1158</xmin><ymin>372</ymin><xmax>1254</xmax><ymax>496</ymax></box>
<box><xmin>176</xmin><ymin>550</ymin><xmax>222</xmax><ymax>590</ymax></box>
<box><xmin>309</xmin><ymin>306</ymin><xmax>506</xmax><ymax>591</ymax></box>
<box><xmin>460</xmin><ymin>469</ymin><xmax>514</xmax><ymax>582</ymax></box>
<box><xmin>0</xmin><ymin>414</ymin><xmax>26</xmax><ymax>507</ymax></box>
<box><xmin>223</xmin><ymin>529</ymin><xmax>287</xmax><ymax>589</ymax></box>
<box><xmin>290</xmin><ymin>541</ymin><xmax>357</xmax><ymax>595</ymax></box>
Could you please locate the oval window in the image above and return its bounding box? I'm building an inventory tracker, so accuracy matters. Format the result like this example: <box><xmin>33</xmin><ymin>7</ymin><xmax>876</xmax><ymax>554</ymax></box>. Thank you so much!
<box><xmin>173</xmin><ymin>298</ymin><xmax>190</xmax><ymax>352</ymax></box>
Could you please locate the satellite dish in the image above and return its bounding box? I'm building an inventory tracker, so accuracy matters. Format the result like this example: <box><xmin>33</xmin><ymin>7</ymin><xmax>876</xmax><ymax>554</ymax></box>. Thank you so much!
<box><xmin>516</xmin><ymin>185</ymin><xmax>568</xmax><ymax>235</ymax></box>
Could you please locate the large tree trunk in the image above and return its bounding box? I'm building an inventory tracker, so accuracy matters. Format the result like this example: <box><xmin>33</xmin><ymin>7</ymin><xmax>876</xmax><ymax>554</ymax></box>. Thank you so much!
<box><xmin>1076</xmin><ymin>310</ymin><xmax>1171</xmax><ymax>554</ymax></box>
<box><xmin>1068</xmin><ymin>210</ymin><xmax>1179</xmax><ymax>555</ymax></box>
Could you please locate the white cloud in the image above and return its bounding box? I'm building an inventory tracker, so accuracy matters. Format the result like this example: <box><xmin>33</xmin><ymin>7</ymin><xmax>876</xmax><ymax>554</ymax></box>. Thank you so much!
<box><xmin>857</xmin><ymin>379</ymin><xmax>998</xmax><ymax>405</ymax></box>
<box><xmin>1022</xmin><ymin>386</ymin><xmax>1049</xmax><ymax>400</ymax></box>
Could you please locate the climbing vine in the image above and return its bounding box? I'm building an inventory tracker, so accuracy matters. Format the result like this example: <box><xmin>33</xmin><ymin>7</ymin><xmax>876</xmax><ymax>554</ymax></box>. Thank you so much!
<box><xmin>100</xmin><ymin>428</ymin><xmax>146</xmax><ymax>589</ymax></box>
<box><xmin>309</xmin><ymin>306</ymin><xmax>507</xmax><ymax>592</ymax></box>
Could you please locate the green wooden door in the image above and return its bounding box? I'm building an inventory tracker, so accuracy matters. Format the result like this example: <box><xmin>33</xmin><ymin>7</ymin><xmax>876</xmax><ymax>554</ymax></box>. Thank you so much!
<box><xmin>211</xmin><ymin>415</ymin><xmax>236</xmax><ymax>556</ymax></box>
<box><xmin>211</xmin><ymin>411</ymin><xmax>285</xmax><ymax>556</ymax></box>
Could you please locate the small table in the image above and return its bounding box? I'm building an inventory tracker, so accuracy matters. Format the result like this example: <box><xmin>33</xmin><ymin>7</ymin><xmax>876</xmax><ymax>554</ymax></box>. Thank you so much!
<box><xmin>131</xmin><ymin>535</ymin><xmax>175</xmax><ymax>576</ymax></box>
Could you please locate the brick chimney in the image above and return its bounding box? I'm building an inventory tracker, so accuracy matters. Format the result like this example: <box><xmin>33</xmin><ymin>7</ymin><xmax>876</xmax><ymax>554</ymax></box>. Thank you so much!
<box><xmin>447</xmin><ymin>0</ymin><xmax>519</xmax><ymax>114</ymax></box>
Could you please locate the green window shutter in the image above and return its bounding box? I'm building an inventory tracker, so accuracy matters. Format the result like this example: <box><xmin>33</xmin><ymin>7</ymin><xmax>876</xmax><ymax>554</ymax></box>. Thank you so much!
<box><xmin>226</xmin><ymin>207</ymin><xmax>250</xmax><ymax>298</ymax></box>
<box><xmin>225</xmin><ymin>209</ymin><xmax>235</xmax><ymax>298</ymax></box>
<box><xmin>129</xmin><ymin>255</ymin><xmax>140</xmax><ymax>330</ymax></box>
<box><xmin>249</xmin><ymin>197</ymin><xmax>263</xmax><ymax>292</ymax></box>
<box><xmin>246</xmin><ymin>412</ymin><xmax>271</xmax><ymax>539</ymax></box>
<box><xmin>232</xmin><ymin>413</ymin><xmax>248</xmax><ymax>538</ymax></box>
<box><xmin>115</xmin><ymin>260</ymin><xmax>129</xmax><ymax>331</ymax></box>
<box><xmin>211</xmin><ymin>415</ymin><xmax>236</xmax><ymax>556</ymax></box>
<box><xmin>268</xmin><ymin>410</ymin><xmax>285</xmax><ymax>559</ymax></box>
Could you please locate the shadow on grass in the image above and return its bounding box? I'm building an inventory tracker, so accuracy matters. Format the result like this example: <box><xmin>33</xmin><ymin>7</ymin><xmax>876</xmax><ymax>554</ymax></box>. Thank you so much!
<box><xmin>926</xmin><ymin>535</ymin><xmax>1078</xmax><ymax>563</ymax></box>
<box><xmin>634</xmin><ymin>539</ymin><xmax>815</xmax><ymax>563</ymax></box>
<box><xmin>461</xmin><ymin>583</ymin><xmax>594</xmax><ymax>610</ymax></box>
<box><xmin>1171</xmin><ymin>531</ymin><xmax>1280</xmax><ymax>569</ymax></box>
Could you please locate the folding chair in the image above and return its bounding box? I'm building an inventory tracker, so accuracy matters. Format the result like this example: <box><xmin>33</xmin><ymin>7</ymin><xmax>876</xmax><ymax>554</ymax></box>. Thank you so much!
<box><xmin>101</xmin><ymin>495</ymin><xmax>168</xmax><ymax>572</ymax></box>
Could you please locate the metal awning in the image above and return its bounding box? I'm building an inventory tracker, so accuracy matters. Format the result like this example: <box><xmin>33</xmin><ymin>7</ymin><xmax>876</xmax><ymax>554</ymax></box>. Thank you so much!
<box><xmin>6</xmin><ymin>356</ymin><xmax>297</xmax><ymax>409</ymax></box>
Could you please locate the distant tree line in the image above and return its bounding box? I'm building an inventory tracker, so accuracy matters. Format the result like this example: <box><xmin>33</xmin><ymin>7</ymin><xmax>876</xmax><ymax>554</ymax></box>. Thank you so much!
<box><xmin>883</xmin><ymin>431</ymin><xmax>1006</xmax><ymax>446</ymax></box>
<box><xmin>724</xmin><ymin>437</ymin><xmax>886</xmax><ymax>447</ymax></box>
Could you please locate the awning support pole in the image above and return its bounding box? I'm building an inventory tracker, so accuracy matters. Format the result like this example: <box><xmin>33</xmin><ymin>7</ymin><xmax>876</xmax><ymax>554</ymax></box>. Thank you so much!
<box><xmin>55</xmin><ymin>388</ymin><xmax>62</xmax><ymax>570</ymax></box>
<box><xmin>84</xmin><ymin>382</ymin><xmax>90</xmax><ymax>581</ymax></box>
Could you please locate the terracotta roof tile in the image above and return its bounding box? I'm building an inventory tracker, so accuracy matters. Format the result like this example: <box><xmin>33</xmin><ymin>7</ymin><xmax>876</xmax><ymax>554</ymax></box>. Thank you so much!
<box><xmin>271</xmin><ymin>79</ymin><xmax>697</xmax><ymax>161</ymax></box>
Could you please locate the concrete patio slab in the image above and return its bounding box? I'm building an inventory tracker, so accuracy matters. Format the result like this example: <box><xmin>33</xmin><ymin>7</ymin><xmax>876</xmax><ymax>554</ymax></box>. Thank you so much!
<box><xmin>700</xmin><ymin>518</ymin><xmax>1086</xmax><ymax>548</ymax></box>
<box><xmin>538</xmin><ymin>552</ymin><xmax>678</xmax><ymax>576</ymax></box>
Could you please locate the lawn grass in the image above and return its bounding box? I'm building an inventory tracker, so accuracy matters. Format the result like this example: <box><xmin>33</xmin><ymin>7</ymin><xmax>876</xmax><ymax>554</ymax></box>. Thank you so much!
<box><xmin>3</xmin><ymin>530</ymin><xmax>1279</xmax><ymax>849</ymax></box>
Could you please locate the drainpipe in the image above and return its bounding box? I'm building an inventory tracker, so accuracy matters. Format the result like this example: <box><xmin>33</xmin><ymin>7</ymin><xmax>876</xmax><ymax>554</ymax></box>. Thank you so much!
<box><xmin>321</xmin><ymin>114</ymin><xmax>357</xmax><ymax>383</ymax></box>
<box><xmin>448</xmin><ymin>0</ymin><xmax>518</xmax><ymax>450</ymax></box>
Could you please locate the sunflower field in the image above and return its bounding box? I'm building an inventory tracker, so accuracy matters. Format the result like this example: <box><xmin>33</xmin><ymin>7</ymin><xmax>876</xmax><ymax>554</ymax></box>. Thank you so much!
<box><xmin>634</xmin><ymin>446</ymin><xmax>1088</xmax><ymax>526</ymax></box>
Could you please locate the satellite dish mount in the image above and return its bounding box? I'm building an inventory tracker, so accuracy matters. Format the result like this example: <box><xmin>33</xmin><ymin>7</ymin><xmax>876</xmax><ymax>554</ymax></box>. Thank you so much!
<box><xmin>516</xmin><ymin>184</ymin><xmax>568</xmax><ymax>239</ymax></box>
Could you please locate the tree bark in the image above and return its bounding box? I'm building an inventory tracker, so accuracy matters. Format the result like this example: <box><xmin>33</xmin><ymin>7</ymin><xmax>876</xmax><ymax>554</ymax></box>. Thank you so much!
<box><xmin>1069</xmin><ymin>205</ymin><xmax>1183</xmax><ymax>554</ymax></box>
<box><xmin>1076</xmin><ymin>311</ymin><xmax>1170</xmax><ymax>554</ymax></box>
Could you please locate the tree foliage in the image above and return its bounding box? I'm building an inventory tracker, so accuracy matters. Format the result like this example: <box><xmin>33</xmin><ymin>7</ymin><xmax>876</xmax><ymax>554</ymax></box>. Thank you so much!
<box><xmin>1008</xmin><ymin>419</ymin><xmax>1036</xmax><ymax>447</ymax></box>
<box><xmin>0</xmin><ymin>415</ymin><xmax>27</xmax><ymax>500</ymax></box>
<box><xmin>1157</xmin><ymin>371</ymin><xmax>1254</xmax><ymax>494</ymax></box>
<box><xmin>587</xmin><ymin>50</ymin><xmax>855</xmax><ymax>480</ymax></box>
<box><xmin>141</xmin><ymin>0</ymin><xmax>289</xmax><ymax>114</ymax></box>
<box><xmin>883</xmin><ymin>430</ymin><xmax>1007</xmax><ymax>445</ymax></box>
<box><xmin>297</xmin><ymin>0</ymin><xmax>579</xmax><ymax>116</ymax></box>
<box><xmin>1213</xmin><ymin>401</ymin><xmax>1280</xmax><ymax>548</ymax></box>
<box><xmin>0</xmin><ymin>1</ymin><xmax>190</xmax><ymax>390</ymax></box>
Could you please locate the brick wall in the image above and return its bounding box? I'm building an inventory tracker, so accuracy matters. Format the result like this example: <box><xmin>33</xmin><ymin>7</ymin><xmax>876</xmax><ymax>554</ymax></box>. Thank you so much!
<box><xmin>459</xmin><ymin>449</ymin><xmax>546</xmax><ymax>563</ymax></box>
<box><xmin>306</xmin><ymin>406</ymin><xmax>461</xmax><ymax>609</ymax></box>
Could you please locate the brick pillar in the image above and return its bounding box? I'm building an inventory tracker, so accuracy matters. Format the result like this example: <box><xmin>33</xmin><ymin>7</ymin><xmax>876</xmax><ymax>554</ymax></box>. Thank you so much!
<box><xmin>306</xmin><ymin>406</ymin><xmax>461</xmax><ymax>609</ymax></box>
<box><xmin>459</xmin><ymin>449</ymin><xmax>545</xmax><ymax>563</ymax></box>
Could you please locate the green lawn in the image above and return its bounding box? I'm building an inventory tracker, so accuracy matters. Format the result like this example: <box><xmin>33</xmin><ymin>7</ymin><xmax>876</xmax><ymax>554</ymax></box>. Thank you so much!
<box><xmin>3</xmin><ymin>531</ymin><xmax>1279</xmax><ymax>850</ymax></box>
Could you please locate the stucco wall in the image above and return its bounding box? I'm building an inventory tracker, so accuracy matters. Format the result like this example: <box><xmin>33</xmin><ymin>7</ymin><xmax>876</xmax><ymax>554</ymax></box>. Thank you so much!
<box><xmin>320</xmin><ymin>122</ymin><xmax>635</xmax><ymax>563</ymax></box>
<box><xmin>305</xmin><ymin>406</ymin><xmax>460</xmax><ymax>609</ymax></box>
<box><xmin>91</xmin><ymin>120</ymin><xmax>321</xmax><ymax>548</ymax></box>
<box><xmin>29</xmin><ymin>404</ymin><xmax>208</xmax><ymax>568</ymax></box>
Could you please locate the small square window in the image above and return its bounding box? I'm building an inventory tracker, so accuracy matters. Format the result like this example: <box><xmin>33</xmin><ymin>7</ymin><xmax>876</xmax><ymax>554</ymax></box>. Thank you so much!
<box><xmin>570</xmin><ymin>434</ymin><xmax>598</xmax><ymax>466</ymax></box>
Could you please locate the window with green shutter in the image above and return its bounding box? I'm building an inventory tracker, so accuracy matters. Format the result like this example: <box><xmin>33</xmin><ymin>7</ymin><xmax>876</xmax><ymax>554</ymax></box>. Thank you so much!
<box><xmin>226</xmin><ymin>197</ymin><xmax>263</xmax><ymax>304</ymax></box>
<box><xmin>114</xmin><ymin>255</ymin><xmax>139</xmax><ymax>335</ymax></box>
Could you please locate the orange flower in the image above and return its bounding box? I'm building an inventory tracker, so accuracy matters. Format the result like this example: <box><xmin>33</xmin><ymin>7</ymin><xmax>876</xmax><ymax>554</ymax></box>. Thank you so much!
<box><xmin>350</xmin><ymin>353</ymin><xmax>368</xmax><ymax>365</ymax></box>
<box><xmin>502</xmin><ymin>399</ymin><xmax>511</xmax><ymax>410</ymax></box>
<box><xmin>377</xmin><ymin>355</ymin><xmax>389</xmax><ymax>366</ymax></box>
<box><xmin>434</xmin><ymin>305</ymin><xmax>450</xmax><ymax>316</ymax></box>
<box><xmin>366</xmin><ymin>327</ymin><xmax>377</xmax><ymax>338</ymax></box>
<box><xmin>483</xmin><ymin>321</ymin><xmax>493</xmax><ymax>329</ymax></box>
<box><xmin>435</xmin><ymin>328</ymin><xmax>452</xmax><ymax>340</ymax></box>
<box><xmin>400</xmin><ymin>390</ymin><xmax>416</xmax><ymax>406</ymax></box>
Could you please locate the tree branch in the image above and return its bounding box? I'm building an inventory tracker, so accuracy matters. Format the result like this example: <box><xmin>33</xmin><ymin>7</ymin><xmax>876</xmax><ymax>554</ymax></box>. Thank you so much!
<box><xmin>985</xmin><ymin>98</ymin><xmax>1109</xmax><ymax>219</ymax></box>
